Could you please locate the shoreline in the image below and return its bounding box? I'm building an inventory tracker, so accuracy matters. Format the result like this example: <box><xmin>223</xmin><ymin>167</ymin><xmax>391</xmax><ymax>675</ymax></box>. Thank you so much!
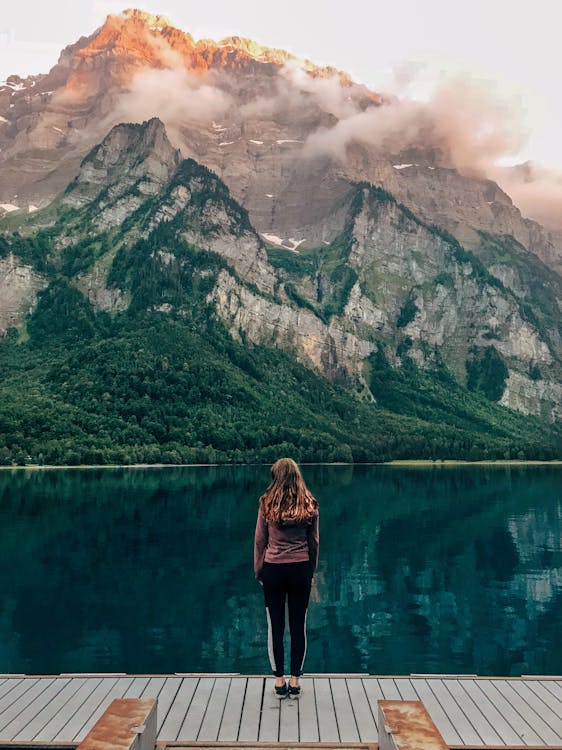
<box><xmin>0</xmin><ymin>459</ymin><xmax>561</xmax><ymax>471</ymax></box>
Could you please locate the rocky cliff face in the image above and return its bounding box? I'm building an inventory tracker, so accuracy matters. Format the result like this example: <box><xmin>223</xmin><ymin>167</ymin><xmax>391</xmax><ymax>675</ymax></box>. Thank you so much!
<box><xmin>0</xmin><ymin>254</ymin><xmax>47</xmax><ymax>334</ymax></box>
<box><xmin>1</xmin><ymin>116</ymin><xmax>560</xmax><ymax>422</ymax></box>
<box><xmin>206</xmin><ymin>183</ymin><xmax>561</xmax><ymax>419</ymax></box>
<box><xmin>1</xmin><ymin>13</ymin><xmax>561</xmax><ymax>430</ymax></box>
<box><xmin>3</xmin><ymin>9</ymin><xmax>559</xmax><ymax>278</ymax></box>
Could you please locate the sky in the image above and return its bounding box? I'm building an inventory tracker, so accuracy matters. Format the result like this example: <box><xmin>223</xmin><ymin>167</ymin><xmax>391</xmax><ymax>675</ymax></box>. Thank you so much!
<box><xmin>0</xmin><ymin>0</ymin><xmax>560</xmax><ymax>168</ymax></box>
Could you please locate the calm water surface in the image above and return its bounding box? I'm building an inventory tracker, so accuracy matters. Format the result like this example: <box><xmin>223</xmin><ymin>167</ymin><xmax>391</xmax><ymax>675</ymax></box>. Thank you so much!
<box><xmin>0</xmin><ymin>465</ymin><xmax>560</xmax><ymax>676</ymax></box>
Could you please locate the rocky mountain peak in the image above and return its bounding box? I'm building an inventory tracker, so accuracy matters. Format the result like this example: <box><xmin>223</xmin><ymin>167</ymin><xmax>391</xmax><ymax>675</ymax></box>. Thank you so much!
<box><xmin>64</xmin><ymin>117</ymin><xmax>181</xmax><ymax>208</ymax></box>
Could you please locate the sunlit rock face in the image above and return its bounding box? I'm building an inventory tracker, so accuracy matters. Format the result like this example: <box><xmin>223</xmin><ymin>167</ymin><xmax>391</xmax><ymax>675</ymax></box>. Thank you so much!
<box><xmin>3</xmin><ymin>9</ymin><xmax>559</xmax><ymax>275</ymax></box>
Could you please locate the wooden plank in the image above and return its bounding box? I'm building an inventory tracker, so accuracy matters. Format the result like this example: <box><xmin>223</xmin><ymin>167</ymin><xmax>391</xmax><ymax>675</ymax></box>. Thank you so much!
<box><xmin>378</xmin><ymin>677</ymin><xmax>403</xmax><ymax>700</ymax></box>
<box><xmin>313</xmin><ymin>677</ymin><xmax>339</xmax><ymax>741</ymax></box>
<box><xmin>13</xmin><ymin>677</ymin><xmax>88</xmax><ymax>741</ymax></box>
<box><xmin>346</xmin><ymin>678</ymin><xmax>377</xmax><ymax>742</ymax></box>
<box><xmin>0</xmin><ymin>678</ymin><xmax>25</xmax><ymax>702</ymax></box>
<box><xmin>330</xmin><ymin>678</ymin><xmax>359</xmax><ymax>742</ymax></box>
<box><xmin>258</xmin><ymin>677</ymin><xmax>280</xmax><ymax>741</ymax></box>
<box><xmin>476</xmin><ymin>679</ymin><xmax>544</xmax><ymax>745</ymax></box>
<box><xmin>409</xmin><ymin>678</ymin><xmax>463</xmax><ymax>746</ymax></box>
<box><xmin>443</xmin><ymin>678</ymin><xmax>504</xmax><ymax>746</ymax></box>
<box><xmin>394</xmin><ymin>677</ymin><xmax>420</xmax><ymax>701</ymax></box>
<box><xmin>237</xmin><ymin>677</ymin><xmax>263</xmax><ymax>741</ymax></box>
<box><xmin>0</xmin><ymin>678</ymin><xmax>56</xmax><ymax>735</ymax></box>
<box><xmin>73</xmin><ymin>697</ymin><xmax>156</xmax><ymax>750</ymax></box>
<box><xmin>0</xmin><ymin>677</ymin><xmax>70</xmax><ymax>740</ymax></box>
<box><xmin>279</xmin><ymin>685</ymin><xmax>298</xmax><ymax>742</ymax></box>
<box><xmin>541</xmin><ymin>679</ymin><xmax>562</xmax><ymax>704</ymax></box>
<box><xmin>140</xmin><ymin>675</ymin><xmax>167</xmax><ymax>699</ymax></box>
<box><xmin>296</xmin><ymin>677</ymin><xmax>319</xmax><ymax>742</ymax></box>
<box><xmin>492</xmin><ymin>679</ymin><xmax>560</xmax><ymax>745</ymax></box>
<box><xmin>459</xmin><ymin>679</ymin><xmax>522</xmax><ymax>746</ymax></box>
<box><xmin>217</xmin><ymin>677</ymin><xmax>247</xmax><ymax>741</ymax></box>
<box><xmin>177</xmin><ymin>676</ymin><xmax>215</xmax><ymax>741</ymax></box>
<box><xmin>526</xmin><ymin>680</ymin><xmax>562</xmax><ymax>718</ymax></box>
<box><xmin>72</xmin><ymin>676</ymin><xmax>135</xmax><ymax>743</ymax></box>
<box><xmin>506</xmin><ymin>680</ymin><xmax>562</xmax><ymax>742</ymax></box>
<box><xmin>32</xmin><ymin>677</ymin><xmax>103</xmax><ymax>742</ymax></box>
<box><xmin>159</xmin><ymin>678</ymin><xmax>198</xmax><ymax>742</ymax></box>
<box><xmin>122</xmin><ymin>676</ymin><xmax>151</xmax><ymax>698</ymax></box>
<box><xmin>141</xmin><ymin>676</ymin><xmax>173</xmax><ymax>734</ymax></box>
<box><xmin>427</xmin><ymin>678</ymin><xmax>482</xmax><ymax>746</ymax></box>
<box><xmin>0</xmin><ymin>678</ymin><xmax>39</xmax><ymax>715</ymax></box>
<box><xmin>361</xmin><ymin>678</ymin><xmax>385</xmax><ymax>730</ymax></box>
<box><xmin>198</xmin><ymin>677</ymin><xmax>231</xmax><ymax>740</ymax></box>
<box><xmin>53</xmin><ymin>677</ymin><xmax>120</xmax><ymax>742</ymax></box>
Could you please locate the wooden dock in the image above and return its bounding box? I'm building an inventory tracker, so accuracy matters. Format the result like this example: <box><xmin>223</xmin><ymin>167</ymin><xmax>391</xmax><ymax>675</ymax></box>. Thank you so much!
<box><xmin>0</xmin><ymin>674</ymin><xmax>560</xmax><ymax>747</ymax></box>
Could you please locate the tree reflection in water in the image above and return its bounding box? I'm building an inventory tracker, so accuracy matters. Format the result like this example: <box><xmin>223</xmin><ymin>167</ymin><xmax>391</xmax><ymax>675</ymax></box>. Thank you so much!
<box><xmin>0</xmin><ymin>464</ymin><xmax>560</xmax><ymax>675</ymax></box>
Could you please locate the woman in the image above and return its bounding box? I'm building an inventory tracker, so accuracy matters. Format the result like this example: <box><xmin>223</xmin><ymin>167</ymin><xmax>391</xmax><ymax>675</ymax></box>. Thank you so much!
<box><xmin>254</xmin><ymin>457</ymin><xmax>319</xmax><ymax>698</ymax></box>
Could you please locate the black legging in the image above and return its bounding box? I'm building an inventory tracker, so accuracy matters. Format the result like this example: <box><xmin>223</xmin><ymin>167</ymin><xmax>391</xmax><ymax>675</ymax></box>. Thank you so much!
<box><xmin>261</xmin><ymin>560</ymin><xmax>313</xmax><ymax>677</ymax></box>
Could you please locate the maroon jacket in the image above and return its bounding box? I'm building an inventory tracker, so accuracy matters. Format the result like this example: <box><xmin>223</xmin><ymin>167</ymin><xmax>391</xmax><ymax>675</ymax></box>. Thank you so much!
<box><xmin>254</xmin><ymin>505</ymin><xmax>319</xmax><ymax>580</ymax></box>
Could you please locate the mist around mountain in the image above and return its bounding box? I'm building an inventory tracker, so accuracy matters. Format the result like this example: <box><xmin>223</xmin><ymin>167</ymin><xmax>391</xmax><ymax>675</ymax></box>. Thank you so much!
<box><xmin>0</xmin><ymin>11</ymin><xmax>560</xmax><ymax>464</ymax></box>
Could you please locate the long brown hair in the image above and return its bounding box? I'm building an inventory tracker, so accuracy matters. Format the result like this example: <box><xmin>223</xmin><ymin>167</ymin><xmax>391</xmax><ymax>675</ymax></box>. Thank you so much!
<box><xmin>259</xmin><ymin>457</ymin><xmax>318</xmax><ymax>524</ymax></box>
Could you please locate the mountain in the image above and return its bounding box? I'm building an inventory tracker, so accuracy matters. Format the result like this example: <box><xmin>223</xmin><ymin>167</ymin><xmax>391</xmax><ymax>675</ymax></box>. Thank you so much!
<box><xmin>0</xmin><ymin>12</ymin><xmax>561</xmax><ymax>463</ymax></box>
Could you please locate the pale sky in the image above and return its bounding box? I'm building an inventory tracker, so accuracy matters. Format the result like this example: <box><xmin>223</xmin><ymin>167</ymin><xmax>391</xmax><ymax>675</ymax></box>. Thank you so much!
<box><xmin>1</xmin><ymin>0</ymin><xmax>560</xmax><ymax>168</ymax></box>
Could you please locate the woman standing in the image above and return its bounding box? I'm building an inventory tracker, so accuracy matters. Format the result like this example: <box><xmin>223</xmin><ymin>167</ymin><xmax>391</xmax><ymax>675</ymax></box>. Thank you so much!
<box><xmin>254</xmin><ymin>458</ymin><xmax>319</xmax><ymax>698</ymax></box>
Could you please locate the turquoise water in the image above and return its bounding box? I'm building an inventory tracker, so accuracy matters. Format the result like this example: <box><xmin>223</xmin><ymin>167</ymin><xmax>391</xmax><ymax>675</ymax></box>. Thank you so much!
<box><xmin>0</xmin><ymin>464</ymin><xmax>560</xmax><ymax>676</ymax></box>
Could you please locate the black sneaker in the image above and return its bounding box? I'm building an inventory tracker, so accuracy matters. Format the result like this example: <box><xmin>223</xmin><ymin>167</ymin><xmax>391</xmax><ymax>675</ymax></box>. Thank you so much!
<box><xmin>288</xmin><ymin>682</ymin><xmax>301</xmax><ymax>698</ymax></box>
<box><xmin>274</xmin><ymin>681</ymin><xmax>288</xmax><ymax>698</ymax></box>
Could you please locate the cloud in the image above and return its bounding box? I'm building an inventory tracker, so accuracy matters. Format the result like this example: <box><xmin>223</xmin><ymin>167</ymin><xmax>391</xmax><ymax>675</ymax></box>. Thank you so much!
<box><xmin>105</xmin><ymin>67</ymin><xmax>232</xmax><ymax>144</ymax></box>
<box><xmin>300</xmin><ymin>71</ymin><xmax>562</xmax><ymax>228</ymax></box>
<box><xmin>303</xmin><ymin>75</ymin><xmax>526</xmax><ymax>175</ymax></box>
<box><xmin>493</xmin><ymin>163</ymin><xmax>562</xmax><ymax>231</ymax></box>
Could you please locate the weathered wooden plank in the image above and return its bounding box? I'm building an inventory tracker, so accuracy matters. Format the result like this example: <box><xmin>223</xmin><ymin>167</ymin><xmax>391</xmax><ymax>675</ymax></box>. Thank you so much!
<box><xmin>177</xmin><ymin>676</ymin><xmax>215</xmax><ymax>741</ymax></box>
<box><xmin>279</xmin><ymin>685</ymin><xmax>298</xmax><ymax>742</ymax></box>
<box><xmin>13</xmin><ymin>677</ymin><xmax>88</xmax><ymax>741</ymax></box>
<box><xmin>0</xmin><ymin>678</ymin><xmax>55</xmax><ymax>735</ymax></box>
<box><xmin>427</xmin><ymin>678</ymin><xmax>482</xmax><ymax>746</ymax></box>
<box><xmin>458</xmin><ymin>679</ymin><xmax>521</xmax><ymax>746</ymax></box>
<box><xmin>0</xmin><ymin>678</ymin><xmax>39</xmax><ymax>715</ymax></box>
<box><xmin>361</xmin><ymin>677</ymin><xmax>385</xmax><ymax>730</ymax></box>
<box><xmin>0</xmin><ymin>678</ymin><xmax>25</xmax><ymax>702</ymax></box>
<box><xmin>258</xmin><ymin>677</ymin><xmax>280</xmax><ymax>741</ymax></box>
<box><xmin>541</xmin><ymin>679</ymin><xmax>562</xmax><ymax>704</ymax></box>
<box><xmin>506</xmin><ymin>680</ymin><xmax>562</xmax><ymax>743</ymax></box>
<box><xmin>330</xmin><ymin>678</ymin><xmax>359</xmax><ymax>742</ymax></box>
<box><xmin>297</xmin><ymin>678</ymin><xmax>319</xmax><ymax>742</ymax></box>
<box><xmin>142</xmin><ymin>676</ymin><xmax>174</xmax><ymax>734</ymax></box>
<box><xmin>313</xmin><ymin>678</ymin><xmax>339</xmax><ymax>741</ymax></box>
<box><xmin>394</xmin><ymin>677</ymin><xmax>420</xmax><ymax>701</ymax></box>
<box><xmin>159</xmin><ymin>677</ymin><xmax>198</xmax><ymax>741</ymax></box>
<box><xmin>443</xmin><ymin>678</ymin><xmax>504</xmax><ymax>746</ymax></box>
<box><xmin>476</xmin><ymin>679</ymin><xmax>544</xmax><ymax>745</ymax></box>
<box><xmin>197</xmin><ymin>676</ymin><xmax>231</xmax><ymax>740</ymax></box>
<box><xmin>378</xmin><ymin>677</ymin><xmax>403</xmax><ymax>700</ymax></box>
<box><xmin>32</xmin><ymin>677</ymin><xmax>103</xmax><ymax>742</ymax></box>
<box><xmin>122</xmin><ymin>676</ymin><xmax>151</xmax><ymax>698</ymax></box>
<box><xmin>526</xmin><ymin>681</ymin><xmax>562</xmax><ymax>719</ymax></box>
<box><xmin>0</xmin><ymin>677</ymin><xmax>69</xmax><ymax>740</ymax></box>
<box><xmin>140</xmin><ymin>675</ymin><xmax>167</xmax><ymax>699</ymax></box>
<box><xmin>346</xmin><ymin>678</ymin><xmax>377</xmax><ymax>742</ymax></box>
<box><xmin>492</xmin><ymin>679</ymin><xmax>560</xmax><ymax>745</ymax></box>
<box><xmin>237</xmin><ymin>677</ymin><xmax>263</xmax><ymax>742</ymax></box>
<box><xmin>72</xmin><ymin>676</ymin><xmax>135</xmax><ymax>743</ymax></box>
<box><xmin>217</xmin><ymin>677</ymin><xmax>246</xmax><ymax>741</ymax></box>
<box><xmin>409</xmin><ymin>678</ymin><xmax>463</xmax><ymax>746</ymax></box>
<box><xmin>52</xmin><ymin>677</ymin><xmax>120</xmax><ymax>742</ymax></box>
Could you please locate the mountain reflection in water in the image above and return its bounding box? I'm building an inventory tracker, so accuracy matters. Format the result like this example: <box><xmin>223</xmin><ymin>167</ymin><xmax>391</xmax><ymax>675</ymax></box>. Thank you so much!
<box><xmin>0</xmin><ymin>464</ymin><xmax>560</xmax><ymax>675</ymax></box>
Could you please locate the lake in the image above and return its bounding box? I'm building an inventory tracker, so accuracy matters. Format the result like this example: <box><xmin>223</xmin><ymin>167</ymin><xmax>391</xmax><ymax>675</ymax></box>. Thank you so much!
<box><xmin>0</xmin><ymin>464</ymin><xmax>560</xmax><ymax>676</ymax></box>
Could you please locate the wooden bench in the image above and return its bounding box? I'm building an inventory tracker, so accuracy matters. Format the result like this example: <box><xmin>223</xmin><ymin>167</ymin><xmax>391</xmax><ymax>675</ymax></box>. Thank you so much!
<box><xmin>76</xmin><ymin>698</ymin><xmax>157</xmax><ymax>750</ymax></box>
<box><xmin>378</xmin><ymin>700</ymin><xmax>448</xmax><ymax>750</ymax></box>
